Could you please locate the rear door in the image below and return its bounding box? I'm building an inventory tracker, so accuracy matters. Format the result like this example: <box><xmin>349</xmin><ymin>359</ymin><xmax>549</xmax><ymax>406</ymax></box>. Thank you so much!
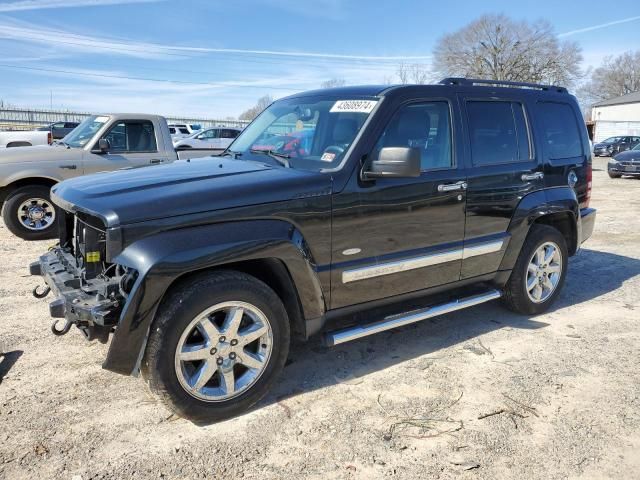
<box><xmin>534</xmin><ymin>100</ymin><xmax>589</xmax><ymax>205</ymax></box>
<box><xmin>459</xmin><ymin>95</ymin><xmax>539</xmax><ymax>279</ymax></box>
<box><xmin>85</xmin><ymin>119</ymin><xmax>166</xmax><ymax>173</ymax></box>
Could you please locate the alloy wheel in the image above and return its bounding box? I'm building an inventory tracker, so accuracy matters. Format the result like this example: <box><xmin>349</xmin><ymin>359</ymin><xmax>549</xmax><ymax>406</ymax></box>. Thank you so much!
<box><xmin>525</xmin><ymin>241</ymin><xmax>563</xmax><ymax>303</ymax></box>
<box><xmin>174</xmin><ymin>301</ymin><xmax>273</xmax><ymax>402</ymax></box>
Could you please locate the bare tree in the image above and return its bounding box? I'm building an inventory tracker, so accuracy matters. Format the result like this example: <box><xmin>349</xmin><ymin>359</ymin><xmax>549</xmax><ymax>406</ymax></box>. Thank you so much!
<box><xmin>579</xmin><ymin>50</ymin><xmax>640</xmax><ymax>106</ymax></box>
<box><xmin>396</xmin><ymin>63</ymin><xmax>431</xmax><ymax>84</ymax></box>
<box><xmin>432</xmin><ymin>14</ymin><xmax>582</xmax><ymax>88</ymax></box>
<box><xmin>239</xmin><ymin>95</ymin><xmax>274</xmax><ymax>121</ymax></box>
<box><xmin>320</xmin><ymin>78</ymin><xmax>347</xmax><ymax>89</ymax></box>
<box><xmin>396</xmin><ymin>62</ymin><xmax>410</xmax><ymax>84</ymax></box>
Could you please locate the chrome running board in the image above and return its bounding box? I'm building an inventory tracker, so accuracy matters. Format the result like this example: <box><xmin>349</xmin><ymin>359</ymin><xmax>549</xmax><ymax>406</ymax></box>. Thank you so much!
<box><xmin>324</xmin><ymin>289</ymin><xmax>502</xmax><ymax>346</ymax></box>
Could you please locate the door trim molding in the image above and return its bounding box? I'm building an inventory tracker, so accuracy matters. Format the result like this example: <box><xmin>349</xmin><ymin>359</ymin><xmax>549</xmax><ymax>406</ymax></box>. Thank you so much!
<box><xmin>341</xmin><ymin>239</ymin><xmax>504</xmax><ymax>284</ymax></box>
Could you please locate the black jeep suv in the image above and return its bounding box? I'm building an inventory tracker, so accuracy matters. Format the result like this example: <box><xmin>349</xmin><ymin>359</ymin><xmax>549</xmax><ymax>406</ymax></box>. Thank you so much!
<box><xmin>31</xmin><ymin>78</ymin><xmax>596</xmax><ymax>423</ymax></box>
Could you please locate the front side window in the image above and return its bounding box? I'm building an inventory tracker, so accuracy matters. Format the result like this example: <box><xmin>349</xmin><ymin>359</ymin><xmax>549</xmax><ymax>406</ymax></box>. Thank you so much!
<box><xmin>373</xmin><ymin>101</ymin><xmax>453</xmax><ymax>170</ymax></box>
<box><xmin>467</xmin><ymin>101</ymin><xmax>530</xmax><ymax>166</ymax></box>
<box><xmin>198</xmin><ymin>129</ymin><xmax>217</xmax><ymax>140</ymax></box>
<box><xmin>537</xmin><ymin>102</ymin><xmax>583</xmax><ymax>159</ymax></box>
<box><xmin>229</xmin><ymin>96</ymin><xmax>377</xmax><ymax>171</ymax></box>
<box><xmin>101</xmin><ymin>121</ymin><xmax>157</xmax><ymax>153</ymax></box>
<box><xmin>63</xmin><ymin>115</ymin><xmax>110</xmax><ymax>148</ymax></box>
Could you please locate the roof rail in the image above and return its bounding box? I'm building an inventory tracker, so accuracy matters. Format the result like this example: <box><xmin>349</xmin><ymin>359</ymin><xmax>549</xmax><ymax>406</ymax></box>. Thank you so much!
<box><xmin>439</xmin><ymin>77</ymin><xmax>567</xmax><ymax>93</ymax></box>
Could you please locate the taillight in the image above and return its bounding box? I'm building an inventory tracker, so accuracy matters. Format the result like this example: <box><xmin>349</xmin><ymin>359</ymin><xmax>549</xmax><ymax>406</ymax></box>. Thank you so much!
<box><xmin>585</xmin><ymin>163</ymin><xmax>592</xmax><ymax>208</ymax></box>
<box><xmin>47</xmin><ymin>131</ymin><xmax>52</xmax><ymax>144</ymax></box>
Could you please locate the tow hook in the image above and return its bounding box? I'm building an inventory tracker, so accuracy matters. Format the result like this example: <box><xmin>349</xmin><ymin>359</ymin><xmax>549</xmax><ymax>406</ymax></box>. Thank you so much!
<box><xmin>32</xmin><ymin>285</ymin><xmax>51</xmax><ymax>299</ymax></box>
<box><xmin>51</xmin><ymin>319</ymin><xmax>73</xmax><ymax>336</ymax></box>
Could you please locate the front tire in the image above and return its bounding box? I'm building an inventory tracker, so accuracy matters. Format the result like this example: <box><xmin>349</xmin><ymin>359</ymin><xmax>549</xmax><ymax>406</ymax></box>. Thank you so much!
<box><xmin>2</xmin><ymin>185</ymin><xmax>58</xmax><ymax>240</ymax></box>
<box><xmin>608</xmin><ymin>171</ymin><xmax>622</xmax><ymax>178</ymax></box>
<box><xmin>141</xmin><ymin>270</ymin><xmax>290</xmax><ymax>423</ymax></box>
<box><xmin>502</xmin><ymin>225</ymin><xmax>568</xmax><ymax>315</ymax></box>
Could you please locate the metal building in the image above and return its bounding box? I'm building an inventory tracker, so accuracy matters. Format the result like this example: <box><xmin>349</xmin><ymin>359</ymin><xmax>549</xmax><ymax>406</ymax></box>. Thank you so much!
<box><xmin>590</xmin><ymin>91</ymin><xmax>640</xmax><ymax>143</ymax></box>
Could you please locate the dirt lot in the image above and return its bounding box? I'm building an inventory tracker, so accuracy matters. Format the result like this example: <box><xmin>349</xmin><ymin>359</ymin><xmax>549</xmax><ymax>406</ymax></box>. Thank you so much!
<box><xmin>1</xmin><ymin>156</ymin><xmax>639</xmax><ymax>480</ymax></box>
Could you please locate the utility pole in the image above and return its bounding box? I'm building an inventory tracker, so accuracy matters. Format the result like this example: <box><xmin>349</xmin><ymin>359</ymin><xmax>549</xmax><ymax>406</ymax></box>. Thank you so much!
<box><xmin>50</xmin><ymin>91</ymin><xmax>53</xmax><ymax>110</ymax></box>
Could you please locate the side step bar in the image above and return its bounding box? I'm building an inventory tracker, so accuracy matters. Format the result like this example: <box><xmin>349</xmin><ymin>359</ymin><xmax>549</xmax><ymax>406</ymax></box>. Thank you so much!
<box><xmin>324</xmin><ymin>289</ymin><xmax>502</xmax><ymax>347</ymax></box>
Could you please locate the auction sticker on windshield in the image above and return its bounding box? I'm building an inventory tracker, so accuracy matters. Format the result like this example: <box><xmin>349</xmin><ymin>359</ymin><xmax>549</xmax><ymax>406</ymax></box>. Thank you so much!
<box><xmin>330</xmin><ymin>100</ymin><xmax>377</xmax><ymax>114</ymax></box>
<box><xmin>94</xmin><ymin>116</ymin><xmax>110</xmax><ymax>123</ymax></box>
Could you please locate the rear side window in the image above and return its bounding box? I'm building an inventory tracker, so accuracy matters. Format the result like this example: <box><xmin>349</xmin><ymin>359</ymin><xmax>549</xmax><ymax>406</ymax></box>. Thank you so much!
<box><xmin>467</xmin><ymin>101</ymin><xmax>531</xmax><ymax>166</ymax></box>
<box><xmin>222</xmin><ymin>129</ymin><xmax>239</xmax><ymax>139</ymax></box>
<box><xmin>538</xmin><ymin>102</ymin><xmax>583</xmax><ymax>159</ymax></box>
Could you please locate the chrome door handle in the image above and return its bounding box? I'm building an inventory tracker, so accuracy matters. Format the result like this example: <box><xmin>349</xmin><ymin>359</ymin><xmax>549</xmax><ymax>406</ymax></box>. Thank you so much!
<box><xmin>437</xmin><ymin>181</ymin><xmax>467</xmax><ymax>192</ymax></box>
<box><xmin>150</xmin><ymin>159</ymin><xmax>162</xmax><ymax>164</ymax></box>
<box><xmin>59</xmin><ymin>164</ymin><xmax>77</xmax><ymax>170</ymax></box>
<box><xmin>521</xmin><ymin>172</ymin><xmax>544</xmax><ymax>181</ymax></box>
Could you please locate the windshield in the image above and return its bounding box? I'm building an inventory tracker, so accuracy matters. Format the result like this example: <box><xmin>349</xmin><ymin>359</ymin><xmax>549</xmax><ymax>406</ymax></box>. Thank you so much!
<box><xmin>602</xmin><ymin>136</ymin><xmax>623</xmax><ymax>144</ymax></box>
<box><xmin>62</xmin><ymin>115</ymin><xmax>109</xmax><ymax>148</ymax></box>
<box><xmin>228</xmin><ymin>96</ymin><xmax>378</xmax><ymax>171</ymax></box>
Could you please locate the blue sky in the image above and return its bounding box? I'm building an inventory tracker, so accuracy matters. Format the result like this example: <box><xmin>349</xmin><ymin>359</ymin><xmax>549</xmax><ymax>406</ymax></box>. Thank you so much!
<box><xmin>0</xmin><ymin>0</ymin><xmax>639</xmax><ymax>118</ymax></box>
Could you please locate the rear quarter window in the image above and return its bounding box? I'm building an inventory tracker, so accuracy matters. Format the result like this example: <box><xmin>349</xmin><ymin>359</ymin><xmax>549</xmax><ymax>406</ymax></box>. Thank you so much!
<box><xmin>537</xmin><ymin>102</ymin><xmax>583</xmax><ymax>160</ymax></box>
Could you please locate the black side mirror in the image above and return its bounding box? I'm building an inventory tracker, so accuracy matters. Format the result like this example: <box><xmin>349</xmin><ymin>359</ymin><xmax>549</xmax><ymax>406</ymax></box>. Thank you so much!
<box><xmin>363</xmin><ymin>147</ymin><xmax>421</xmax><ymax>179</ymax></box>
<box><xmin>96</xmin><ymin>138</ymin><xmax>110</xmax><ymax>153</ymax></box>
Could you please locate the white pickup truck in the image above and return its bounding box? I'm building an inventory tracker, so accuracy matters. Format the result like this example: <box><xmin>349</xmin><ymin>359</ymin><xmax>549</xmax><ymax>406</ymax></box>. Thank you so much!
<box><xmin>0</xmin><ymin>113</ymin><xmax>225</xmax><ymax>240</ymax></box>
<box><xmin>0</xmin><ymin>129</ymin><xmax>52</xmax><ymax>148</ymax></box>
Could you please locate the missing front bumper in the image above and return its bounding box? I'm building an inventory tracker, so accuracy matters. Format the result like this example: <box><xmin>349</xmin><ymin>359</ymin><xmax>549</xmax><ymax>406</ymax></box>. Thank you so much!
<box><xmin>31</xmin><ymin>248</ymin><xmax>123</xmax><ymax>342</ymax></box>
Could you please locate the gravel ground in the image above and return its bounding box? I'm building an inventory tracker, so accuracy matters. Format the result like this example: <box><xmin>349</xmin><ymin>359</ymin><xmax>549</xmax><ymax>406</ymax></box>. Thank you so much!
<box><xmin>1</xmin><ymin>156</ymin><xmax>639</xmax><ymax>480</ymax></box>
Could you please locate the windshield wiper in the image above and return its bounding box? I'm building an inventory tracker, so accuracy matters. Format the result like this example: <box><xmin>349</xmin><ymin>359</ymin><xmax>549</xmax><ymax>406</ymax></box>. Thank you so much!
<box><xmin>53</xmin><ymin>140</ymin><xmax>70</xmax><ymax>148</ymax></box>
<box><xmin>220</xmin><ymin>149</ymin><xmax>242</xmax><ymax>159</ymax></box>
<box><xmin>249</xmin><ymin>149</ymin><xmax>291</xmax><ymax>168</ymax></box>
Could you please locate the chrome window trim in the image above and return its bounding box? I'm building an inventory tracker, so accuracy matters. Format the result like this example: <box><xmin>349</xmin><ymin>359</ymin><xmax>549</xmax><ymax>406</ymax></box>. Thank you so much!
<box><xmin>341</xmin><ymin>239</ymin><xmax>504</xmax><ymax>284</ymax></box>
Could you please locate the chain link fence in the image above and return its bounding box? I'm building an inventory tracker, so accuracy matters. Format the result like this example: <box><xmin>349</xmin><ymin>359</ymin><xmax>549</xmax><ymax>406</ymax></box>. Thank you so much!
<box><xmin>0</xmin><ymin>106</ymin><xmax>250</xmax><ymax>131</ymax></box>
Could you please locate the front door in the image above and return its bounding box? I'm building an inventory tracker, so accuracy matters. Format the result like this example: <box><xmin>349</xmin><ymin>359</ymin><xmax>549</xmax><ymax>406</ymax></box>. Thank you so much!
<box><xmin>330</xmin><ymin>99</ymin><xmax>467</xmax><ymax>309</ymax></box>
<box><xmin>85</xmin><ymin>119</ymin><xmax>165</xmax><ymax>174</ymax></box>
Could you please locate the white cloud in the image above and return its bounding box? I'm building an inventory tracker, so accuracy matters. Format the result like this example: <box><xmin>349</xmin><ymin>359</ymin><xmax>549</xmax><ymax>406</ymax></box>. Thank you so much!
<box><xmin>0</xmin><ymin>59</ymin><xmax>404</xmax><ymax>118</ymax></box>
<box><xmin>0</xmin><ymin>0</ymin><xmax>163</xmax><ymax>12</ymax></box>
<box><xmin>0</xmin><ymin>21</ymin><xmax>194</xmax><ymax>59</ymax></box>
<box><xmin>0</xmin><ymin>18</ymin><xmax>431</xmax><ymax>62</ymax></box>
<box><xmin>559</xmin><ymin>15</ymin><xmax>640</xmax><ymax>37</ymax></box>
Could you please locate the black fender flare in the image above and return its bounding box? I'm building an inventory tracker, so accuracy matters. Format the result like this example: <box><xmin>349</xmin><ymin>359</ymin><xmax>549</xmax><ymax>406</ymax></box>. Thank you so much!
<box><xmin>499</xmin><ymin>187</ymin><xmax>580</xmax><ymax>272</ymax></box>
<box><xmin>103</xmin><ymin>219</ymin><xmax>325</xmax><ymax>375</ymax></box>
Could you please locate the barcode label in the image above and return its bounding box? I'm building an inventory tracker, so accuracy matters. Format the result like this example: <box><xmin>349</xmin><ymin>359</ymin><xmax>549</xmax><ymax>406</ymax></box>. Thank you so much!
<box><xmin>330</xmin><ymin>100</ymin><xmax>377</xmax><ymax>114</ymax></box>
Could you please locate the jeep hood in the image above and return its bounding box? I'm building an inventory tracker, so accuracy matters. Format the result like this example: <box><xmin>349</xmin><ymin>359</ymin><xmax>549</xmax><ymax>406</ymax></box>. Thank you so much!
<box><xmin>51</xmin><ymin>157</ymin><xmax>332</xmax><ymax>226</ymax></box>
<box><xmin>0</xmin><ymin>145</ymin><xmax>83</xmax><ymax>164</ymax></box>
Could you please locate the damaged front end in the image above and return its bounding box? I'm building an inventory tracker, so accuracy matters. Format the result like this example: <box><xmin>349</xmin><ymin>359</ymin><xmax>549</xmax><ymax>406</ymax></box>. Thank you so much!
<box><xmin>31</xmin><ymin>210</ymin><xmax>137</xmax><ymax>344</ymax></box>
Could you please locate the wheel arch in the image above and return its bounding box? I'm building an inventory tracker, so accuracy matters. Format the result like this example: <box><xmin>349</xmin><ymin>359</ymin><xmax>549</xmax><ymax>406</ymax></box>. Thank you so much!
<box><xmin>165</xmin><ymin>258</ymin><xmax>308</xmax><ymax>343</ymax></box>
<box><xmin>499</xmin><ymin>187</ymin><xmax>579</xmax><ymax>271</ymax></box>
<box><xmin>104</xmin><ymin>219</ymin><xmax>326</xmax><ymax>376</ymax></box>
<box><xmin>0</xmin><ymin>176</ymin><xmax>58</xmax><ymax>205</ymax></box>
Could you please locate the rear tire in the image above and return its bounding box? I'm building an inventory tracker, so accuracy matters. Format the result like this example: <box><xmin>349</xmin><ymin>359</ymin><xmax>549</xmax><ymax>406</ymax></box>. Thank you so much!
<box><xmin>502</xmin><ymin>225</ymin><xmax>568</xmax><ymax>315</ymax></box>
<box><xmin>2</xmin><ymin>185</ymin><xmax>58</xmax><ymax>240</ymax></box>
<box><xmin>141</xmin><ymin>270</ymin><xmax>290</xmax><ymax>424</ymax></box>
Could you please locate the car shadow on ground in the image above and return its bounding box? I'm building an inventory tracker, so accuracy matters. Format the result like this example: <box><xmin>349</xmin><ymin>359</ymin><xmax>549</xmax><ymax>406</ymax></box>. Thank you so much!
<box><xmin>252</xmin><ymin>248</ymin><xmax>640</xmax><ymax>414</ymax></box>
<box><xmin>0</xmin><ymin>350</ymin><xmax>23</xmax><ymax>386</ymax></box>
